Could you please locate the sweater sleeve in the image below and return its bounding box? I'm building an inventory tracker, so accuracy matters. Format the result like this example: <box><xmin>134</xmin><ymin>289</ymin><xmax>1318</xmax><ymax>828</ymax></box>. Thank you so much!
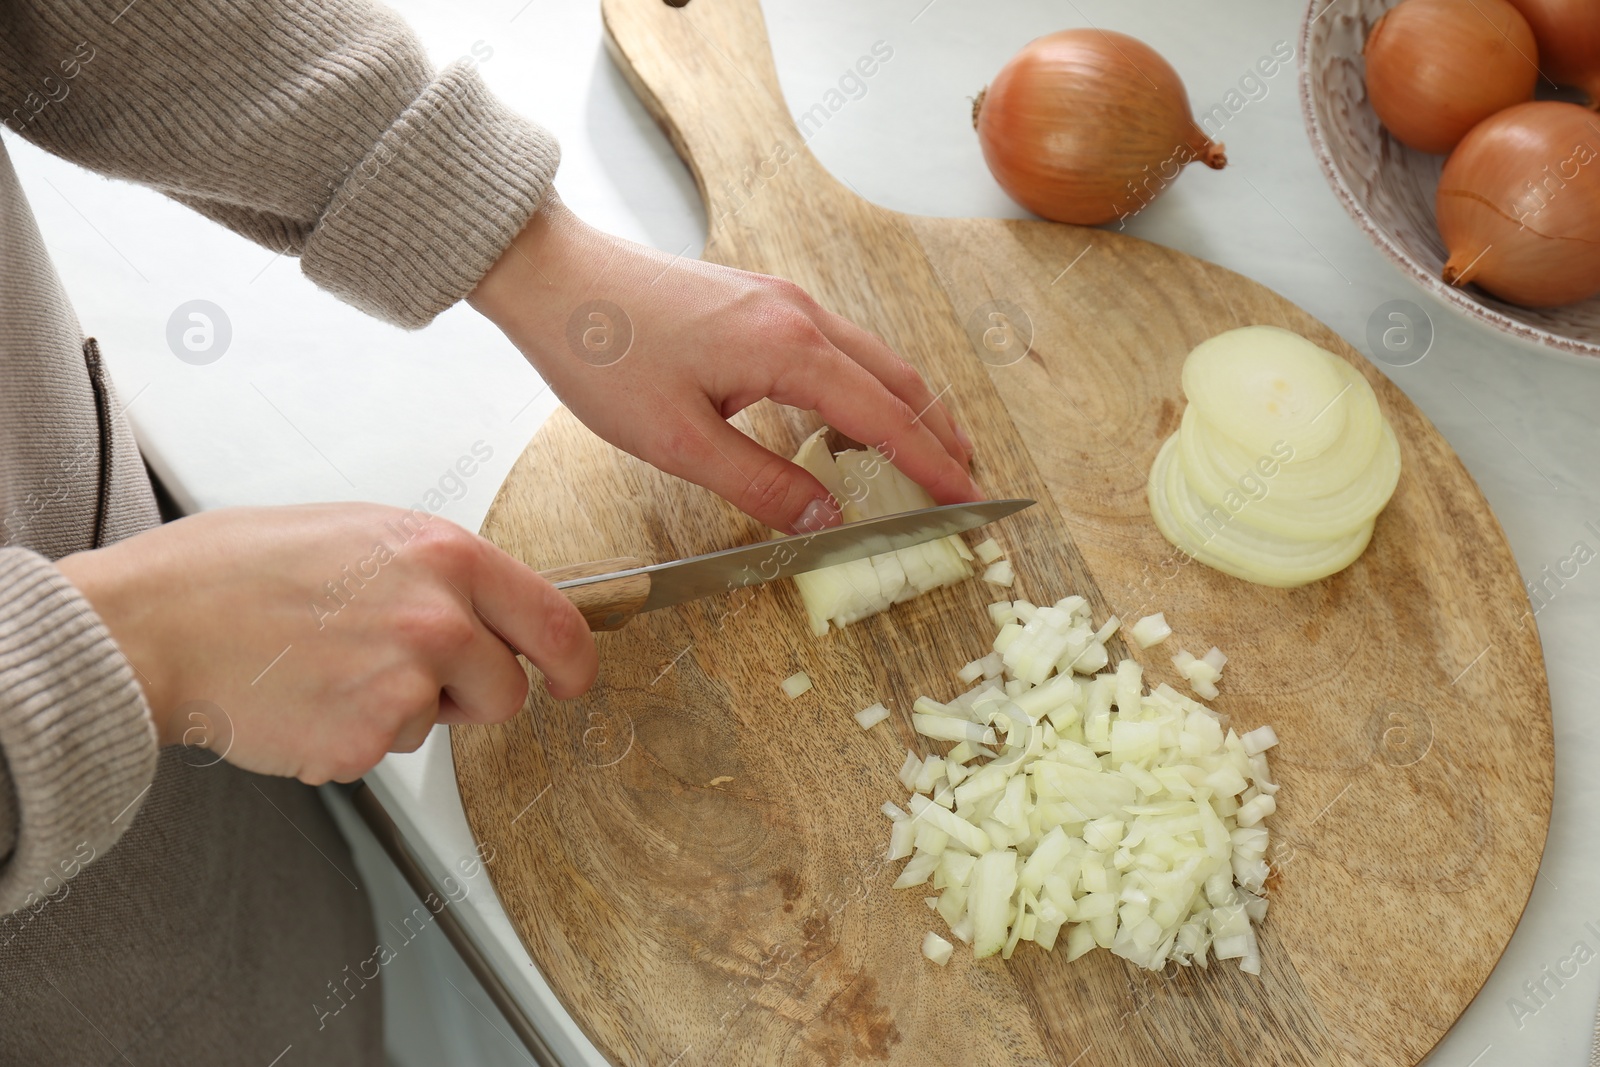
<box><xmin>0</xmin><ymin>1</ymin><xmax>559</xmax><ymax>328</ymax></box>
<box><xmin>0</xmin><ymin>549</ymin><xmax>157</xmax><ymax>916</ymax></box>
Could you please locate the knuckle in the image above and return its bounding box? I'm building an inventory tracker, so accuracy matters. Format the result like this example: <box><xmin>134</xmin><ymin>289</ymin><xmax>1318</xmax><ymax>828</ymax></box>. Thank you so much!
<box><xmin>654</xmin><ymin>424</ymin><xmax>717</xmax><ymax>473</ymax></box>
<box><xmin>408</xmin><ymin>520</ymin><xmax>479</xmax><ymax>574</ymax></box>
<box><xmin>361</xmin><ymin>671</ymin><xmax>436</xmax><ymax>742</ymax></box>
<box><xmin>736</xmin><ymin>453</ymin><xmax>805</xmax><ymax>522</ymax></box>
<box><xmin>388</xmin><ymin>717</ymin><xmax>431</xmax><ymax>754</ymax></box>
<box><xmin>765</xmin><ymin>306</ymin><xmax>829</xmax><ymax>353</ymax></box>
<box><xmin>886</xmin><ymin>392</ymin><xmax>919</xmax><ymax>426</ymax></box>
<box><xmin>299</xmin><ymin>765</ymin><xmax>334</xmax><ymax>787</ymax></box>
<box><xmin>324</xmin><ymin>753</ymin><xmax>367</xmax><ymax>784</ymax></box>
<box><xmin>396</xmin><ymin>598</ymin><xmax>476</xmax><ymax>657</ymax></box>
<box><xmin>760</xmin><ymin>274</ymin><xmax>811</xmax><ymax>305</ymax></box>
<box><xmin>868</xmin><ymin>388</ymin><xmax>919</xmax><ymax>435</ymax></box>
<box><xmin>389</xmin><ymin>733</ymin><xmax>421</xmax><ymax>756</ymax></box>
<box><xmin>434</xmin><ymin>609</ymin><xmax>478</xmax><ymax>655</ymax></box>
<box><xmin>396</xmin><ymin>670</ymin><xmax>443</xmax><ymax>716</ymax></box>
<box><xmin>329</xmin><ymin>762</ymin><xmax>367</xmax><ymax>785</ymax></box>
<box><xmin>489</xmin><ymin>678</ymin><xmax>531</xmax><ymax>723</ymax></box>
<box><xmin>339</xmin><ymin>731</ymin><xmax>393</xmax><ymax>779</ymax></box>
<box><xmin>886</xmin><ymin>356</ymin><xmax>926</xmax><ymax>396</ymax></box>
<box><xmin>539</xmin><ymin>587</ymin><xmax>593</xmax><ymax>660</ymax></box>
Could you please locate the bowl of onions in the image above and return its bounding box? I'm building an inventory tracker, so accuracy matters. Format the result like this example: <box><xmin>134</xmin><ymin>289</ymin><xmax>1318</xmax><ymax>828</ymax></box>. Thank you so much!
<box><xmin>1300</xmin><ymin>0</ymin><xmax>1600</xmax><ymax>357</ymax></box>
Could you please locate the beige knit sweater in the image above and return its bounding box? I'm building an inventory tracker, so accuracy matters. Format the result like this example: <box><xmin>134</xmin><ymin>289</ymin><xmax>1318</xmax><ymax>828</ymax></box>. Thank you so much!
<box><xmin>0</xmin><ymin>1</ymin><xmax>557</xmax><ymax>1060</ymax></box>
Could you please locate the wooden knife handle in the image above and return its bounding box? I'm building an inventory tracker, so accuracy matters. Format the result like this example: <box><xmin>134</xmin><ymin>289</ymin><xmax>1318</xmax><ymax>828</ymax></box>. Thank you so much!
<box><xmin>541</xmin><ymin>557</ymin><xmax>651</xmax><ymax>632</ymax></box>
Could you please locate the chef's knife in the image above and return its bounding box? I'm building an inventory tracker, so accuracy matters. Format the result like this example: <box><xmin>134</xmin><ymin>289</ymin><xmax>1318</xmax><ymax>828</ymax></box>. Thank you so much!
<box><xmin>542</xmin><ymin>498</ymin><xmax>1033</xmax><ymax>631</ymax></box>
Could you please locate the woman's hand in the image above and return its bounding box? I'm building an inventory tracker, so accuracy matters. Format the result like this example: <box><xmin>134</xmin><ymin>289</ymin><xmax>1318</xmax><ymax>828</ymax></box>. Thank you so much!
<box><xmin>469</xmin><ymin>194</ymin><xmax>981</xmax><ymax>535</ymax></box>
<box><xmin>56</xmin><ymin>505</ymin><xmax>596</xmax><ymax>785</ymax></box>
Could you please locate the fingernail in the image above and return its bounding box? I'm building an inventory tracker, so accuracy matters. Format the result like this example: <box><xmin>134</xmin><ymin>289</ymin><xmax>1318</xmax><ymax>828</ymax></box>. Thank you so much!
<box><xmin>795</xmin><ymin>497</ymin><xmax>842</xmax><ymax>534</ymax></box>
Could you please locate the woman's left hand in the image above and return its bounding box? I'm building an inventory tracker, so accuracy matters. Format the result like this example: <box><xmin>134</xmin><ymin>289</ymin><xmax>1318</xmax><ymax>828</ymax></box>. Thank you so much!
<box><xmin>469</xmin><ymin>193</ymin><xmax>979</xmax><ymax>535</ymax></box>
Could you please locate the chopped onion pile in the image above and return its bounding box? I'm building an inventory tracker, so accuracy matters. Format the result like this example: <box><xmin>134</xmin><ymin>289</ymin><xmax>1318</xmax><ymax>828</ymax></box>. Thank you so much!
<box><xmin>881</xmin><ymin>594</ymin><xmax>1279</xmax><ymax>974</ymax></box>
<box><xmin>785</xmin><ymin>429</ymin><xmax>973</xmax><ymax>636</ymax></box>
<box><xmin>1148</xmin><ymin>326</ymin><xmax>1401</xmax><ymax>588</ymax></box>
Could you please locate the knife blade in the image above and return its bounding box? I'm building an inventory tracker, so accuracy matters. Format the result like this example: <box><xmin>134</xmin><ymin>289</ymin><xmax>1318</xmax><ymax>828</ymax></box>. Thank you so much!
<box><xmin>544</xmin><ymin>498</ymin><xmax>1033</xmax><ymax>630</ymax></box>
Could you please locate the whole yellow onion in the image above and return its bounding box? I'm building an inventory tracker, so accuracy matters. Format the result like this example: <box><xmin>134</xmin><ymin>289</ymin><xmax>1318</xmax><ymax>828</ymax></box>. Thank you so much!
<box><xmin>1508</xmin><ymin>0</ymin><xmax>1600</xmax><ymax>105</ymax></box>
<box><xmin>1437</xmin><ymin>102</ymin><xmax>1600</xmax><ymax>308</ymax></box>
<box><xmin>973</xmin><ymin>30</ymin><xmax>1224</xmax><ymax>226</ymax></box>
<box><xmin>1364</xmin><ymin>0</ymin><xmax>1539</xmax><ymax>155</ymax></box>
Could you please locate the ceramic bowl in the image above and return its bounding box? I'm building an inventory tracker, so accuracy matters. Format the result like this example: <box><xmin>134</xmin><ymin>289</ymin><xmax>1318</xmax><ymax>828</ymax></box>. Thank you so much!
<box><xmin>1299</xmin><ymin>0</ymin><xmax>1600</xmax><ymax>357</ymax></box>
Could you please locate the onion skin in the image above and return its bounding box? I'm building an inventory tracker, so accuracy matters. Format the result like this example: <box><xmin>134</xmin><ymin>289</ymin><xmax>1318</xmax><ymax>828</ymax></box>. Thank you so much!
<box><xmin>1364</xmin><ymin>0</ymin><xmax>1539</xmax><ymax>155</ymax></box>
<box><xmin>974</xmin><ymin>30</ymin><xmax>1224</xmax><ymax>227</ymax></box>
<box><xmin>1436</xmin><ymin>101</ymin><xmax>1600</xmax><ymax>307</ymax></box>
<box><xmin>1506</xmin><ymin>0</ymin><xmax>1600</xmax><ymax>105</ymax></box>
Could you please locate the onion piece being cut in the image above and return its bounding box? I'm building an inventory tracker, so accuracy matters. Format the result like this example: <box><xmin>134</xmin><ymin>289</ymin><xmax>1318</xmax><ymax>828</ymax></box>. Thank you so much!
<box><xmin>784</xmin><ymin>429</ymin><xmax>973</xmax><ymax>636</ymax></box>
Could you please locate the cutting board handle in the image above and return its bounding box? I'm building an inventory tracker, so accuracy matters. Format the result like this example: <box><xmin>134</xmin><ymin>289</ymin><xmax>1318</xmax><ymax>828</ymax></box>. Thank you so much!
<box><xmin>600</xmin><ymin>0</ymin><xmax>839</xmax><ymax>233</ymax></box>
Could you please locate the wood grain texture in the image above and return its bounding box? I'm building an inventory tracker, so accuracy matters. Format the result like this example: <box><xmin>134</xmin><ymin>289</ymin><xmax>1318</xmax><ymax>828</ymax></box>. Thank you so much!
<box><xmin>452</xmin><ymin>2</ymin><xmax>1554</xmax><ymax>1064</ymax></box>
<box><xmin>543</xmin><ymin>558</ymin><xmax>651</xmax><ymax>631</ymax></box>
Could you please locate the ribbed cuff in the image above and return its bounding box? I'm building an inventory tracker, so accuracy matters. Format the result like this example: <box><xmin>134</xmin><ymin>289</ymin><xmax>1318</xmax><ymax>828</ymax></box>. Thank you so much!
<box><xmin>0</xmin><ymin>549</ymin><xmax>157</xmax><ymax>913</ymax></box>
<box><xmin>301</xmin><ymin>60</ymin><xmax>561</xmax><ymax>329</ymax></box>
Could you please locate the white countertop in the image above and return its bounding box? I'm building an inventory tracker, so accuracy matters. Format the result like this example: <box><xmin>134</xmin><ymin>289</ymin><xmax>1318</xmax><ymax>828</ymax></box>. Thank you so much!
<box><xmin>12</xmin><ymin>0</ymin><xmax>1600</xmax><ymax>1063</ymax></box>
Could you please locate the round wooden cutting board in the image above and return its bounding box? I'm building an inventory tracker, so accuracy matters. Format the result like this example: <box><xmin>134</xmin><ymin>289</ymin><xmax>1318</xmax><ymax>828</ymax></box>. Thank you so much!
<box><xmin>452</xmin><ymin>2</ymin><xmax>1553</xmax><ymax>1064</ymax></box>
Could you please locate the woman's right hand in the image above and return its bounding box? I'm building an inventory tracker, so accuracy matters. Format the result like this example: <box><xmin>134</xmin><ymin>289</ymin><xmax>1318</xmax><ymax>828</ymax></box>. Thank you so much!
<box><xmin>56</xmin><ymin>504</ymin><xmax>596</xmax><ymax>785</ymax></box>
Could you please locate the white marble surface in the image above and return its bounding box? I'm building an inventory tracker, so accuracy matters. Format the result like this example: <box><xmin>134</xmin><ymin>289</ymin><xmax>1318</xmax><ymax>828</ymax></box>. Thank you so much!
<box><xmin>10</xmin><ymin>0</ymin><xmax>1600</xmax><ymax>1063</ymax></box>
